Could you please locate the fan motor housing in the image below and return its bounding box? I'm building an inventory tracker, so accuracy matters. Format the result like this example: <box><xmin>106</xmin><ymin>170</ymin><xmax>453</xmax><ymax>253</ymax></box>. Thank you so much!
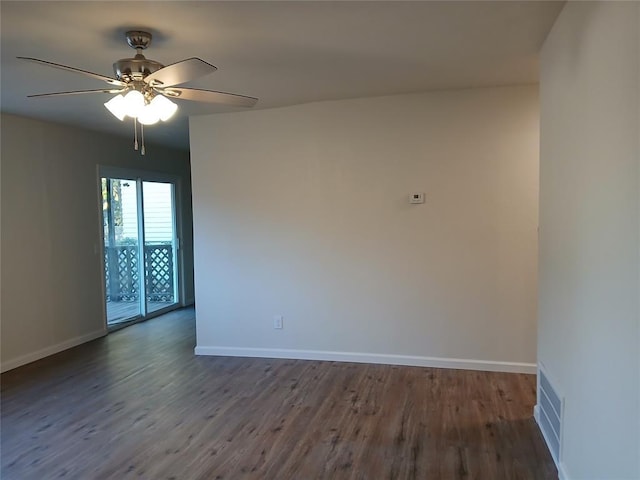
<box><xmin>113</xmin><ymin>55</ymin><xmax>164</xmax><ymax>83</ymax></box>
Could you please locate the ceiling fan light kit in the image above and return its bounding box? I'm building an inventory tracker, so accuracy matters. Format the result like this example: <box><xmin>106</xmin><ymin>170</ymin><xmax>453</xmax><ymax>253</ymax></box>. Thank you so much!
<box><xmin>104</xmin><ymin>89</ymin><xmax>177</xmax><ymax>125</ymax></box>
<box><xmin>19</xmin><ymin>30</ymin><xmax>258</xmax><ymax>155</ymax></box>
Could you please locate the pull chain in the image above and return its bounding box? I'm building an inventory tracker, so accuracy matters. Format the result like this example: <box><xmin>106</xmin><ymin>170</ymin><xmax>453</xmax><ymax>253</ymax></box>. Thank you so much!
<box><xmin>141</xmin><ymin>123</ymin><xmax>146</xmax><ymax>155</ymax></box>
<box><xmin>133</xmin><ymin>117</ymin><xmax>139</xmax><ymax>151</ymax></box>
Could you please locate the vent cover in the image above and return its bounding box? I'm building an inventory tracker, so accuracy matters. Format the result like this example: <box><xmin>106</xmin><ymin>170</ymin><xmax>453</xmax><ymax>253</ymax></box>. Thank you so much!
<box><xmin>537</xmin><ymin>367</ymin><xmax>563</xmax><ymax>463</ymax></box>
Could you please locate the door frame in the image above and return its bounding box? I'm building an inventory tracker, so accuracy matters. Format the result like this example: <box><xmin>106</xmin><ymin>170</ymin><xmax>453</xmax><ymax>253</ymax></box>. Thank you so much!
<box><xmin>97</xmin><ymin>165</ymin><xmax>185</xmax><ymax>331</ymax></box>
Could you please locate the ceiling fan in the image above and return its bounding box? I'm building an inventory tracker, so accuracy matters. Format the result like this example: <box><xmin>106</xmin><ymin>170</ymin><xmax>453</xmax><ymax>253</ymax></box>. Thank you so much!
<box><xmin>18</xmin><ymin>30</ymin><xmax>258</xmax><ymax>154</ymax></box>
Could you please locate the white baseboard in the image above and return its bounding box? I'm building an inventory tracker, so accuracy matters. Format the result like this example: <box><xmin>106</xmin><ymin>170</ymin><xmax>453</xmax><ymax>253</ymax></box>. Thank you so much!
<box><xmin>194</xmin><ymin>346</ymin><xmax>536</xmax><ymax>374</ymax></box>
<box><xmin>1</xmin><ymin>329</ymin><xmax>106</xmax><ymax>373</ymax></box>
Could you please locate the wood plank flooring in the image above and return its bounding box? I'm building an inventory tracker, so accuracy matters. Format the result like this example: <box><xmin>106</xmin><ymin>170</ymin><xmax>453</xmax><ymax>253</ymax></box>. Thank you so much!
<box><xmin>1</xmin><ymin>308</ymin><xmax>556</xmax><ymax>479</ymax></box>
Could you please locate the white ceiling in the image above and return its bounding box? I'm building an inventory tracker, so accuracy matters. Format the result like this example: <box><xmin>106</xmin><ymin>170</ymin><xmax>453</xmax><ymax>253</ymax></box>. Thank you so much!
<box><xmin>1</xmin><ymin>1</ymin><xmax>564</xmax><ymax>151</ymax></box>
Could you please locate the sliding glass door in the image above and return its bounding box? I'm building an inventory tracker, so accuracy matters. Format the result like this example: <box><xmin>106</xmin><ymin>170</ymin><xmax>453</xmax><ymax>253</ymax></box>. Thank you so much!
<box><xmin>101</xmin><ymin>172</ymin><xmax>180</xmax><ymax>326</ymax></box>
<box><xmin>142</xmin><ymin>181</ymin><xmax>178</xmax><ymax>315</ymax></box>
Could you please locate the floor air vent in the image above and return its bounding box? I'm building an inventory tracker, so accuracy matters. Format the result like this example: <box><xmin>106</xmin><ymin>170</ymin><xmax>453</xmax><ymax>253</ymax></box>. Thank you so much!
<box><xmin>537</xmin><ymin>367</ymin><xmax>563</xmax><ymax>463</ymax></box>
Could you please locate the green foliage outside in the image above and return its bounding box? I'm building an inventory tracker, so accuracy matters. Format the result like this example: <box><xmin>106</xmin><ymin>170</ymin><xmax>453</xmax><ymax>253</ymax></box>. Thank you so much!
<box><xmin>102</xmin><ymin>178</ymin><xmax>123</xmax><ymax>227</ymax></box>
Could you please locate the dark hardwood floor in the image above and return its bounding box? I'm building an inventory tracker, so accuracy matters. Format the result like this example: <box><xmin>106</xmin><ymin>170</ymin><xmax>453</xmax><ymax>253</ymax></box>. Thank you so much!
<box><xmin>1</xmin><ymin>308</ymin><xmax>556</xmax><ymax>479</ymax></box>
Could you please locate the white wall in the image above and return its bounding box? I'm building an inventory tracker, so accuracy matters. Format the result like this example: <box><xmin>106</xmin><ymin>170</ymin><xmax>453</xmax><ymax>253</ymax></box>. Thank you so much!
<box><xmin>0</xmin><ymin>114</ymin><xmax>194</xmax><ymax>371</ymax></box>
<box><xmin>190</xmin><ymin>85</ymin><xmax>540</xmax><ymax>372</ymax></box>
<box><xmin>538</xmin><ymin>2</ymin><xmax>639</xmax><ymax>479</ymax></box>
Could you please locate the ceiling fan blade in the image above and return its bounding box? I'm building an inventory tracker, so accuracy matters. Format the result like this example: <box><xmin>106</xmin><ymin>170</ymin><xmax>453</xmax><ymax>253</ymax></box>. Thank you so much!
<box><xmin>145</xmin><ymin>58</ymin><xmax>217</xmax><ymax>87</ymax></box>
<box><xmin>17</xmin><ymin>57</ymin><xmax>125</xmax><ymax>86</ymax></box>
<box><xmin>163</xmin><ymin>87</ymin><xmax>258</xmax><ymax>107</ymax></box>
<box><xmin>27</xmin><ymin>88</ymin><xmax>126</xmax><ymax>98</ymax></box>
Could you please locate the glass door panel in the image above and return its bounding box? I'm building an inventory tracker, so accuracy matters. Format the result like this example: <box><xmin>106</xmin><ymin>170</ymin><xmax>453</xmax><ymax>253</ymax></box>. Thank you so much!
<box><xmin>102</xmin><ymin>178</ymin><xmax>143</xmax><ymax>325</ymax></box>
<box><xmin>101</xmin><ymin>172</ymin><xmax>181</xmax><ymax>328</ymax></box>
<box><xmin>142</xmin><ymin>181</ymin><xmax>178</xmax><ymax>314</ymax></box>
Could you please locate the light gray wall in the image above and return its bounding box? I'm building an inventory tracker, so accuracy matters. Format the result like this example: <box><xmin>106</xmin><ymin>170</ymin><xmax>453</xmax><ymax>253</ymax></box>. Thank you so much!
<box><xmin>0</xmin><ymin>114</ymin><xmax>194</xmax><ymax>371</ymax></box>
<box><xmin>538</xmin><ymin>2</ymin><xmax>639</xmax><ymax>478</ymax></box>
<box><xmin>190</xmin><ymin>85</ymin><xmax>540</xmax><ymax>372</ymax></box>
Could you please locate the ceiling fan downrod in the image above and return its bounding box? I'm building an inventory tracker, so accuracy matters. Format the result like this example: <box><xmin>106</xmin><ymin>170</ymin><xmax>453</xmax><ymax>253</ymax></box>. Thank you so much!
<box><xmin>113</xmin><ymin>31</ymin><xmax>164</xmax><ymax>84</ymax></box>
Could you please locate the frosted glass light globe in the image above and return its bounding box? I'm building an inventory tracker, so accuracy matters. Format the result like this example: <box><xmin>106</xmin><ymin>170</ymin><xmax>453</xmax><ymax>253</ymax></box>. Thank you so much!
<box><xmin>123</xmin><ymin>90</ymin><xmax>145</xmax><ymax>118</ymax></box>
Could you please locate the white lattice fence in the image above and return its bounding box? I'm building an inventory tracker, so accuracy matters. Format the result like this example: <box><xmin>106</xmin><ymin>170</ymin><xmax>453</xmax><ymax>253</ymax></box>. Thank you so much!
<box><xmin>104</xmin><ymin>243</ymin><xmax>174</xmax><ymax>303</ymax></box>
<box><xmin>145</xmin><ymin>244</ymin><xmax>174</xmax><ymax>302</ymax></box>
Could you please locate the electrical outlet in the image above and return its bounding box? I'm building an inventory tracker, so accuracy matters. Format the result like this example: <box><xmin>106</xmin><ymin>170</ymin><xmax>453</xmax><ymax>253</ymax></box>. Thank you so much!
<box><xmin>409</xmin><ymin>192</ymin><xmax>425</xmax><ymax>204</ymax></box>
<box><xmin>273</xmin><ymin>315</ymin><xmax>283</xmax><ymax>329</ymax></box>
